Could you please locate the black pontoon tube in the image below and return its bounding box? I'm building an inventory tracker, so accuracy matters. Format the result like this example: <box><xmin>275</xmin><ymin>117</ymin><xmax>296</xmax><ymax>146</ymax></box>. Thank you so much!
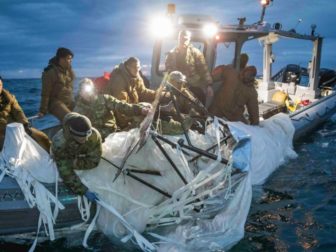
<box><xmin>101</xmin><ymin>157</ymin><xmax>171</xmax><ymax>198</ymax></box>
<box><xmin>151</xmin><ymin>134</ymin><xmax>188</xmax><ymax>185</ymax></box>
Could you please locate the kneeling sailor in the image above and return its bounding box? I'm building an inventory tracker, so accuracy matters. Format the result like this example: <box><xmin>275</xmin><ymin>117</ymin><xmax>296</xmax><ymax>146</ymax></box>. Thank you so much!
<box><xmin>51</xmin><ymin>112</ymin><xmax>102</xmax><ymax>202</ymax></box>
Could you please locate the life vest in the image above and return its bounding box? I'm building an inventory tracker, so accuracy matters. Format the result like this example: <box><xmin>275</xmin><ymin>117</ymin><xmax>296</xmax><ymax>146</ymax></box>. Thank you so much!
<box><xmin>94</xmin><ymin>72</ymin><xmax>111</xmax><ymax>94</ymax></box>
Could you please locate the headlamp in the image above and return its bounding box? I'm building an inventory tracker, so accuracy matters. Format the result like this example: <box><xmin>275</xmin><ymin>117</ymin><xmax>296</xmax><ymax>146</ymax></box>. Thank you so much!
<box><xmin>83</xmin><ymin>83</ymin><xmax>94</xmax><ymax>94</ymax></box>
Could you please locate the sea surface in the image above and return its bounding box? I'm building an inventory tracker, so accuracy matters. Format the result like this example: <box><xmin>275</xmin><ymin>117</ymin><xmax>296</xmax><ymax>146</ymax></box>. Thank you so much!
<box><xmin>1</xmin><ymin>79</ymin><xmax>336</xmax><ymax>252</ymax></box>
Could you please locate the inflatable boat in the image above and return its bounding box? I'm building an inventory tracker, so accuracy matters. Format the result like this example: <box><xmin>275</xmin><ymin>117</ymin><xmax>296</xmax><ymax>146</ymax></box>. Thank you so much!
<box><xmin>1</xmin><ymin>2</ymin><xmax>335</xmax><ymax>251</ymax></box>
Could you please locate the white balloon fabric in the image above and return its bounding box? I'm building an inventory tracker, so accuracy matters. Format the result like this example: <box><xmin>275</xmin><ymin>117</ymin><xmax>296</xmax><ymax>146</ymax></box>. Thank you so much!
<box><xmin>0</xmin><ymin>112</ymin><xmax>297</xmax><ymax>251</ymax></box>
<box><xmin>0</xmin><ymin>123</ymin><xmax>64</xmax><ymax>251</ymax></box>
<box><xmin>227</xmin><ymin>113</ymin><xmax>297</xmax><ymax>185</ymax></box>
<box><xmin>2</xmin><ymin>123</ymin><xmax>57</xmax><ymax>183</ymax></box>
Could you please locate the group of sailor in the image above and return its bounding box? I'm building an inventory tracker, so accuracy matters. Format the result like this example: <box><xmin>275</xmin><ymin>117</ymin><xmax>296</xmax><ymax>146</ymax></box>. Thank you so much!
<box><xmin>0</xmin><ymin>30</ymin><xmax>259</xmax><ymax>202</ymax></box>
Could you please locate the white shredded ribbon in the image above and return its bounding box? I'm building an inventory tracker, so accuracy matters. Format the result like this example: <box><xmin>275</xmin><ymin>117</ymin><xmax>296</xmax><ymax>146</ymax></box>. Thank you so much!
<box><xmin>77</xmin><ymin>195</ymin><xmax>92</xmax><ymax>222</ymax></box>
<box><xmin>0</xmin><ymin>124</ymin><xmax>64</xmax><ymax>252</ymax></box>
<box><xmin>97</xmin><ymin>199</ymin><xmax>156</xmax><ymax>252</ymax></box>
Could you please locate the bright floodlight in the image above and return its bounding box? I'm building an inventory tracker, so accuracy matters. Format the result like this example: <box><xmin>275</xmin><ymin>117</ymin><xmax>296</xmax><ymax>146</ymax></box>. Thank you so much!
<box><xmin>203</xmin><ymin>23</ymin><xmax>218</xmax><ymax>38</ymax></box>
<box><xmin>150</xmin><ymin>16</ymin><xmax>173</xmax><ymax>38</ymax></box>
<box><xmin>261</xmin><ymin>0</ymin><xmax>270</xmax><ymax>6</ymax></box>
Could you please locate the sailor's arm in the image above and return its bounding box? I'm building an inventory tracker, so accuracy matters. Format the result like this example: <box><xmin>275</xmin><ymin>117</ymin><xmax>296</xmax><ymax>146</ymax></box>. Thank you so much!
<box><xmin>52</xmin><ymin>137</ymin><xmax>88</xmax><ymax>196</ymax></box>
<box><xmin>137</xmin><ymin>79</ymin><xmax>156</xmax><ymax>103</ymax></box>
<box><xmin>104</xmin><ymin>95</ymin><xmax>143</xmax><ymax>116</ymax></box>
<box><xmin>107</xmin><ymin>74</ymin><xmax>128</xmax><ymax>102</ymax></box>
<box><xmin>56</xmin><ymin>158</ymin><xmax>88</xmax><ymax>195</ymax></box>
<box><xmin>10</xmin><ymin>94</ymin><xmax>29</xmax><ymax>125</ymax></box>
<box><xmin>193</xmin><ymin>48</ymin><xmax>213</xmax><ymax>87</ymax></box>
<box><xmin>39</xmin><ymin>69</ymin><xmax>54</xmax><ymax>115</ymax></box>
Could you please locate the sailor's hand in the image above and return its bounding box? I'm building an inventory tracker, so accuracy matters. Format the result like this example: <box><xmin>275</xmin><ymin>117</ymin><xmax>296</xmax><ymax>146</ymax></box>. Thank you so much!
<box><xmin>138</xmin><ymin>103</ymin><xmax>152</xmax><ymax>115</ymax></box>
<box><xmin>141</xmin><ymin>106</ymin><xmax>151</xmax><ymax>116</ymax></box>
<box><xmin>206</xmin><ymin>85</ymin><xmax>214</xmax><ymax>97</ymax></box>
<box><xmin>84</xmin><ymin>190</ymin><xmax>98</xmax><ymax>203</ymax></box>
<box><xmin>37</xmin><ymin>112</ymin><xmax>45</xmax><ymax>118</ymax></box>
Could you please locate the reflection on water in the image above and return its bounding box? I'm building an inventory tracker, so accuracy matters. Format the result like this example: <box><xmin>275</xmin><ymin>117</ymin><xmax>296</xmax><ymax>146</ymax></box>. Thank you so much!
<box><xmin>232</xmin><ymin>117</ymin><xmax>336</xmax><ymax>252</ymax></box>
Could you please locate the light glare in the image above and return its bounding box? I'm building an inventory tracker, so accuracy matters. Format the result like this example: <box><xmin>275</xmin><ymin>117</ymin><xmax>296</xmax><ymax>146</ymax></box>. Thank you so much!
<box><xmin>150</xmin><ymin>16</ymin><xmax>173</xmax><ymax>38</ymax></box>
<box><xmin>203</xmin><ymin>23</ymin><xmax>218</xmax><ymax>38</ymax></box>
<box><xmin>84</xmin><ymin>84</ymin><xmax>94</xmax><ymax>94</ymax></box>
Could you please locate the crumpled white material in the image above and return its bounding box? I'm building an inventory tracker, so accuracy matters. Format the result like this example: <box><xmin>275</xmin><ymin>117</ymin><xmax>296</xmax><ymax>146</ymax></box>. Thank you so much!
<box><xmin>227</xmin><ymin>113</ymin><xmax>297</xmax><ymax>185</ymax></box>
<box><xmin>0</xmin><ymin>123</ymin><xmax>64</xmax><ymax>251</ymax></box>
<box><xmin>0</xmin><ymin>112</ymin><xmax>297</xmax><ymax>252</ymax></box>
<box><xmin>76</xmin><ymin>119</ymin><xmax>252</xmax><ymax>251</ymax></box>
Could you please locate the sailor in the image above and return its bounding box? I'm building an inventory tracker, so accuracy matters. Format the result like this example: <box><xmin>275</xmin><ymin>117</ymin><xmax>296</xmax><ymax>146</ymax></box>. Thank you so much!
<box><xmin>51</xmin><ymin>112</ymin><xmax>101</xmax><ymax>202</ymax></box>
<box><xmin>209</xmin><ymin>65</ymin><xmax>241</xmax><ymax>117</ymax></box>
<box><xmin>239</xmin><ymin>53</ymin><xmax>249</xmax><ymax>71</ymax></box>
<box><xmin>74</xmin><ymin>78</ymin><xmax>151</xmax><ymax>140</ymax></box>
<box><xmin>165</xmin><ymin>30</ymin><xmax>214</xmax><ymax>105</ymax></box>
<box><xmin>165</xmin><ymin>71</ymin><xmax>207</xmax><ymax>118</ymax></box>
<box><xmin>156</xmin><ymin>71</ymin><xmax>208</xmax><ymax>134</ymax></box>
<box><xmin>107</xmin><ymin>57</ymin><xmax>157</xmax><ymax>129</ymax></box>
<box><xmin>0</xmin><ymin>76</ymin><xmax>51</xmax><ymax>152</ymax></box>
<box><xmin>38</xmin><ymin>47</ymin><xmax>75</xmax><ymax>121</ymax></box>
<box><xmin>212</xmin><ymin>53</ymin><xmax>249</xmax><ymax>83</ymax></box>
<box><xmin>211</xmin><ymin>66</ymin><xmax>259</xmax><ymax>125</ymax></box>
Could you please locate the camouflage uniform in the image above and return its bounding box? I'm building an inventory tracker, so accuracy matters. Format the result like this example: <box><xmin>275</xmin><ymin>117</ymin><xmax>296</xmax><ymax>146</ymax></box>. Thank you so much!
<box><xmin>171</xmin><ymin>87</ymin><xmax>207</xmax><ymax>116</ymax></box>
<box><xmin>108</xmin><ymin>63</ymin><xmax>156</xmax><ymax>129</ymax></box>
<box><xmin>165</xmin><ymin>44</ymin><xmax>213</xmax><ymax>103</ymax></box>
<box><xmin>0</xmin><ymin>89</ymin><xmax>51</xmax><ymax>151</ymax></box>
<box><xmin>40</xmin><ymin>57</ymin><xmax>75</xmax><ymax>121</ymax></box>
<box><xmin>74</xmin><ymin>94</ymin><xmax>144</xmax><ymax>139</ymax></box>
<box><xmin>51</xmin><ymin>113</ymin><xmax>102</xmax><ymax>196</ymax></box>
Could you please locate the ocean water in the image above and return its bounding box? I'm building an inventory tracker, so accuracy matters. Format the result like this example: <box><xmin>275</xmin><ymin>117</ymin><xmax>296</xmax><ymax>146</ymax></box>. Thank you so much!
<box><xmin>1</xmin><ymin>79</ymin><xmax>336</xmax><ymax>251</ymax></box>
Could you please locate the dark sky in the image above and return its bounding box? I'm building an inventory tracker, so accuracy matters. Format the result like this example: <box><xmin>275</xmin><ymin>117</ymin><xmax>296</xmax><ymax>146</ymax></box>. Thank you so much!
<box><xmin>0</xmin><ymin>0</ymin><xmax>335</xmax><ymax>79</ymax></box>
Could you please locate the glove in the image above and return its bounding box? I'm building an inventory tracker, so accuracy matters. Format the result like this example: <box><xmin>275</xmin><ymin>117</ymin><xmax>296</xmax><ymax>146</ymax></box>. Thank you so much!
<box><xmin>84</xmin><ymin>190</ymin><xmax>98</xmax><ymax>203</ymax></box>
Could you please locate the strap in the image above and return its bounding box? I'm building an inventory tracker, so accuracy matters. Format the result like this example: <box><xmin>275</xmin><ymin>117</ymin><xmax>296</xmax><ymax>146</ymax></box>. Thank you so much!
<box><xmin>82</xmin><ymin>204</ymin><xmax>101</xmax><ymax>248</ymax></box>
<box><xmin>77</xmin><ymin>195</ymin><xmax>91</xmax><ymax>222</ymax></box>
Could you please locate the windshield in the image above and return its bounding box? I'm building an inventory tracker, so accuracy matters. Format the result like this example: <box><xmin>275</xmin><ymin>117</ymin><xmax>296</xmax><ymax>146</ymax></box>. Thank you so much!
<box><xmin>214</xmin><ymin>42</ymin><xmax>236</xmax><ymax>67</ymax></box>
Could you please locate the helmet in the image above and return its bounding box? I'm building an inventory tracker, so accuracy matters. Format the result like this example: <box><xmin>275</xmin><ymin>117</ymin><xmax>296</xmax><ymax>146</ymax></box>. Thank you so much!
<box><xmin>178</xmin><ymin>30</ymin><xmax>191</xmax><ymax>39</ymax></box>
<box><xmin>67</xmin><ymin>114</ymin><xmax>92</xmax><ymax>137</ymax></box>
<box><xmin>168</xmin><ymin>71</ymin><xmax>187</xmax><ymax>85</ymax></box>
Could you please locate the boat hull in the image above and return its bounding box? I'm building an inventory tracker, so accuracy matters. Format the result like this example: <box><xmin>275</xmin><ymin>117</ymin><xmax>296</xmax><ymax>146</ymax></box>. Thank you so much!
<box><xmin>0</xmin><ymin>176</ymin><xmax>84</xmax><ymax>236</ymax></box>
<box><xmin>290</xmin><ymin>92</ymin><xmax>336</xmax><ymax>140</ymax></box>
